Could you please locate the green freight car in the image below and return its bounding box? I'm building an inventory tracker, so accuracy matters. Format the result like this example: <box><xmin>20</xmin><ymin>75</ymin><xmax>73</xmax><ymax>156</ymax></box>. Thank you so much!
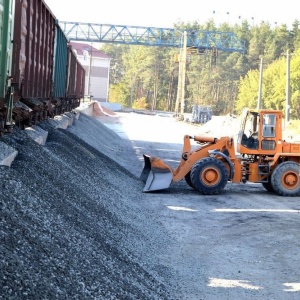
<box><xmin>0</xmin><ymin>0</ymin><xmax>15</xmax><ymax>134</ymax></box>
<box><xmin>52</xmin><ymin>21</ymin><xmax>85</xmax><ymax>115</ymax></box>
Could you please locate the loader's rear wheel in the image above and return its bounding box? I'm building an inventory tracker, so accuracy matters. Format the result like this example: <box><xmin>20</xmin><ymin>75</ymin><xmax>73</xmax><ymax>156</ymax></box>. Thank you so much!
<box><xmin>185</xmin><ymin>171</ymin><xmax>195</xmax><ymax>189</ymax></box>
<box><xmin>190</xmin><ymin>157</ymin><xmax>228</xmax><ymax>195</ymax></box>
<box><xmin>271</xmin><ymin>162</ymin><xmax>300</xmax><ymax>196</ymax></box>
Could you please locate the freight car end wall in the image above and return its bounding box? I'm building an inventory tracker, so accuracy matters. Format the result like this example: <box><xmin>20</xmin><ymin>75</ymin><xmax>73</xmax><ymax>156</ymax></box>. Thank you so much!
<box><xmin>75</xmin><ymin>61</ymin><xmax>85</xmax><ymax>101</ymax></box>
<box><xmin>0</xmin><ymin>0</ymin><xmax>15</xmax><ymax>135</ymax></box>
<box><xmin>0</xmin><ymin>0</ymin><xmax>14</xmax><ymax>99</ymax></box>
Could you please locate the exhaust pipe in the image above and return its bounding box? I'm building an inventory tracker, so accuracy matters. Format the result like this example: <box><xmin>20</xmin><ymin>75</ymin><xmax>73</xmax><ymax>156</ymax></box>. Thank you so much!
<box><xmin>140</xmin><ymin>154</ymin><xmax>173</xmax><ymax>192</ymax></box>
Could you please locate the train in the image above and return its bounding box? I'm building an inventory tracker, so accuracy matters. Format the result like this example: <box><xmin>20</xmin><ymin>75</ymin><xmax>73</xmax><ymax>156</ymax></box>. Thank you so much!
<box><xmin>0</xmin><ymin>0</ymin><xmax>85</xmax><ymax>135</ymax></box>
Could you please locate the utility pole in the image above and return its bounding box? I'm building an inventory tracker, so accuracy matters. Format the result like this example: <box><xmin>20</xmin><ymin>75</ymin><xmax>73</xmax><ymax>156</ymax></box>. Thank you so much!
<box><xmin>257</xmin><ymin>57</ymin><xmax>263</xmax><ymax>109</ymax></box>
<box><xmin>175</xmin><ymin>31</ymin><xmax>187</xmax><ymax>117</ymax></box>
<box><xmin>87</xmin><ymin>44</ymin><xmax>93</xmax><ymax>99</ymax></box>
<box><xmin>285</xmin><ymin>49</ymin><xmax>291</xmax><ymax>123</ymax></box>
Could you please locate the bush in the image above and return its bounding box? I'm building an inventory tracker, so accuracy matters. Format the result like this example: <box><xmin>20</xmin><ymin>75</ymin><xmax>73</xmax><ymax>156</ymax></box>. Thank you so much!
<box><xmin>132</xmin><ymin>97</ymin><xmax>148</xmax><ymax>110</ymax></box>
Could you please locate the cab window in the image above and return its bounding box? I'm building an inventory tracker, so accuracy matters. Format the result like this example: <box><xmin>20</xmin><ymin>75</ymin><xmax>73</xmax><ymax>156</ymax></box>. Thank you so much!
<box><xmin>262</xmin><ymin>114</ymin><xmax>276</xmax><ymax>137</ymax></box>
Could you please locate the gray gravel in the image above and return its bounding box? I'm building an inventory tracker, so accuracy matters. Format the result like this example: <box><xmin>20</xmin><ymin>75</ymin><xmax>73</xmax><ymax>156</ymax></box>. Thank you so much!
<box><xmin>0</xmin><ymin>115</ymin><xmax>177</xmax><ymax>299</ymax></box>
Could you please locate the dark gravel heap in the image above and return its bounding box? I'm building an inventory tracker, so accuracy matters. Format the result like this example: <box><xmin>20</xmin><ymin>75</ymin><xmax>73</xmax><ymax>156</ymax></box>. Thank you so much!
<box><xmin>0</xmin><ymin>114</ymin><xmax>175</xmax><ymax>299</ymax></box>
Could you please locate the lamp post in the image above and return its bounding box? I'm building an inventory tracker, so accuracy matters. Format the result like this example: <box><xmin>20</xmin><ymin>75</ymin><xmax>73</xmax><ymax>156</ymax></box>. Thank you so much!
<box><xmin>175</xmin><ymin>30</ymin><xmax>187</xmax><ymax>117</ymax></box>
<box><xmin>285</xmin><ymin>49</ymin><xmax>291</xmax><ymax>123</ymax></box>
<box><xmin>87</xmin><ymin>43</ymin><xmax>93</xmax><ymax>98</ymax></box>
<box><xmin>257</xmin><ymin>57</ymin><xmax>263</xmax><ymax>109</ymax></box>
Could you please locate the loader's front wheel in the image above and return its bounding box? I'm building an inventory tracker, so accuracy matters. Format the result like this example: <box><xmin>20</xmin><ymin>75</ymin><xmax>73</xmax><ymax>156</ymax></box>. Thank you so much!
<box><xmin>191</xmin><ymin>157</ymin><xmax>228</xmax><ymax>195</ymax></box>
<box><xmin>185</xmin><ymin>171</ymin><xmax>195</xmax><ymax>189</ymax></box>
<box><xmin>261</xmin><ymin>176</ymin><xmax>275</xmax><ymax>193</ymax></box>
<box><xmin>271</xmin><ymin>162</ymin><xmax>300</xmax><ymax>196</ymax></box>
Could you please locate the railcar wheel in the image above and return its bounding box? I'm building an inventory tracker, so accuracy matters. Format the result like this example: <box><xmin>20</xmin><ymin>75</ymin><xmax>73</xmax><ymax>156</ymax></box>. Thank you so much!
<box><xmin>271</xmin><ymin>162</ymin><xmax>300</xmax><ymax>196</ymax></box>
<box><xmin>190</xmin><ymin>157</ymin><xmax>228</xmax><ymax>195</ymax></box>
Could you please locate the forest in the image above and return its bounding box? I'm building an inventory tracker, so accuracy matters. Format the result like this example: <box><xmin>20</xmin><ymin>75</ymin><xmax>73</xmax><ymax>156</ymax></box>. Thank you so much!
<box><xmin>101</xmin><ymin>19</ymin><xmax>300</xmax><ymax>119</ymax></box>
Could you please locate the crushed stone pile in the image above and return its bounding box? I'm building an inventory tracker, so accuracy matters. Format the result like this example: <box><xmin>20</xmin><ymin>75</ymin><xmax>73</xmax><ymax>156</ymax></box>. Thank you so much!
<box><xmin>196</xmin><ymin>114</ymin><xmax>300</xmax><ymax>142</ymax></box>
<box><xmin>91</xmin><ymin>101</ymin><xmax>117</xmax><ymax>118</ymax></box>
<box><xmin>0</xmin><ymin>114</ymin><xmax>176</xmax><ymax>299</ymax></box>
<box><xmin>197</xmin><ymin>114</ymin><xmax>241</xmax><ymax>138</ymax></box>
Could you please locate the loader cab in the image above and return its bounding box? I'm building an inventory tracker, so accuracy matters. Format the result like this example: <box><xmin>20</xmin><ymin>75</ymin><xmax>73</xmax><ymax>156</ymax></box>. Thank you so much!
<box><xmin>237</xmin><ymin>109</ymin><xmax>283</xmax><ymax>155</ymax></box>
<box><xmin>239</xmin><ymin>110</ymin><xmax>260</xmax><ymax>150</ymax></box>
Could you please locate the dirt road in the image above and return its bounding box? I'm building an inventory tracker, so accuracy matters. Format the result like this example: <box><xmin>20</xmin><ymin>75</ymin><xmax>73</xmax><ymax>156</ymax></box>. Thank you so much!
<box><xmin>94</xmin><ymin>111</ymin><xmax>300</xmax><ymax>300</ymax></box>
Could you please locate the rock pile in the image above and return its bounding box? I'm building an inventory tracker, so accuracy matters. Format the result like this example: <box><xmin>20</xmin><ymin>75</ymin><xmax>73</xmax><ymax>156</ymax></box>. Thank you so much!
<box><xmin>0</xmin><ymin>114</ymin><xmax>174</xmax><ymax>299</ymax></box>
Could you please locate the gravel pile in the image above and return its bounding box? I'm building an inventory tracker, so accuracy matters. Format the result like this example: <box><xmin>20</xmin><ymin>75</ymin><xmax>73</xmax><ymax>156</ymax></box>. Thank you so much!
<box><xmin>0</xmin><ymin>114</ymin><xmax>176</xmax><ymax>299</ymax></box>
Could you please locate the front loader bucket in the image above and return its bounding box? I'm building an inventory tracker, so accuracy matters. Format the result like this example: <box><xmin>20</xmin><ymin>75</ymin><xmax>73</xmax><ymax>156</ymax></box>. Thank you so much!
<box><xmin>140</xmin><ymin>154</ymin><xmax>173</xmax><ymax>192</ymax></box>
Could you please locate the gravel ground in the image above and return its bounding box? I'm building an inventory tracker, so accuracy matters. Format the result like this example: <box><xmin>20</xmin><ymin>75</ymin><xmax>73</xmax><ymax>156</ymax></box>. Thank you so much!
<box><xmin>0</xmin><ymin>115</ymin><xmax>176</xmax><ymax>299</ymax></box>
<box><xmin>1</xmin><ymin>110</ymin><xmax>300</xmax><ymax>300</ymax></box>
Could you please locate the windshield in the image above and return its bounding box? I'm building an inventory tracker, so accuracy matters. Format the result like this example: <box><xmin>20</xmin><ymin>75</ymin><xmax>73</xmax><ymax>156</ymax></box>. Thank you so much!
<box><xmin>237</xmin><ymin>108</ymin><xmax>248</xmax><ymax>144</ymax></box>
<box><xmin>238</xmin><ymin>110</ymin><xmax>259</xmax><ymax>149</ymax></box>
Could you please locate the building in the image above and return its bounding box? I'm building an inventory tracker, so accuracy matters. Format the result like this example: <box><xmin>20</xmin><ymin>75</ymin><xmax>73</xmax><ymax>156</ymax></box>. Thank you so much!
<box><xmin>70</xmin><ymin>42</ymin><xmax>112</xmax><ymax>102</ymax></box>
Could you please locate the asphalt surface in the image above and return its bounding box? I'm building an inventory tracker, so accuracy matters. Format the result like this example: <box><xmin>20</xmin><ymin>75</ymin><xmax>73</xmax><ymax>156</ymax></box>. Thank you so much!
<box><xmin>1</xmin><ymin>110</ymin><xmax>300</xmax><ymax>299</ymax></box>
<box><xmin>91</xmin><ymin>111</ymin><xmax>300</xmax><ymax>300</ymax></box>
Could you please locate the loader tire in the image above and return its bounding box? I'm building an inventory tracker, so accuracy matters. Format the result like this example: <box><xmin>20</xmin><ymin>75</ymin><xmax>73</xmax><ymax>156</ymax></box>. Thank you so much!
<box><xmin>261</xmin><ymin>176</ymin><xmax>275</xmax><ymax>193</ymax></box>
<box><xmin>271</xmin><ymin>161</ymin><xmax>300</xmax><ymax>196</ymax></box>
<box><xmin>191</xmin><ymin>157</ymin><xmax>228</xmax><ymax>195</ymax></box>
<box><xmin>185</xmin><ymin>171</ymin><xmax>195</xmax><ymax>189</ymax></box>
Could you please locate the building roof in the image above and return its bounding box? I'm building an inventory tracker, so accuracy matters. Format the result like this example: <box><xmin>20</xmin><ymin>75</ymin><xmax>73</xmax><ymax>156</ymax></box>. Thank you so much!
<box><xmin>70</xmin><ymin>42</ymin><xmax>111</xmax><ymax>59</ymax></box>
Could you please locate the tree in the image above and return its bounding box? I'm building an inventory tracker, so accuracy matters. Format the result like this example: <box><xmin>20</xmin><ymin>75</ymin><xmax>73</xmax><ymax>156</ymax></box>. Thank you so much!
<box><xmin>108</xmin><ymin>82</ymin><xmax>131</xmax><ymax>107</ymax></box>
<box><xmin>291</xmin><ymin>20</ymin><xmax>300</xmax><ymax>51</ymax></box>
<box><xmin>101</xmin><ymin>20</ymin><xmax>300</xmax><ymax>118</ymax></box>
<box><xmin>235</xmin><ymin>69</ymin><xmax>260</xmax><ymax>113</ymax></box>
<box><xmin>263</xmin><ymin>58</ymin><xmax>286</xmax><ymax>110</ymax></box>
<box><xmin>290</xmin><ymin>48</ymin><xmax>300</xmax><ymax>118</ymax></box>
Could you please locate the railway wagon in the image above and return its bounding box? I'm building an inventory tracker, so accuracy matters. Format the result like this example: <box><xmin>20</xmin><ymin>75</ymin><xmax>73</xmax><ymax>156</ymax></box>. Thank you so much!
<box><xmin>53</xmin><ymin>20</ymin><xmax>69</xmax><ymax>103</ymax></box>
<box><xmin>0</xmin><ymin>0</ymin><xmax>85</xmax><ymax>134</ymax></box>
<box><xmin>11</xmin><ymin>0</ymin><xmax>56</xmax><ymax>127</ymax></box>
<box><xmin>0</xmin><ymin>0</ymin><xmax>15</xmax><ymax>133</ymax></box>
<box><xmin>74</xmin><ymin>60</ymin><xmax>86</xmax><ymax>104</ymax></box>
<box><xmin>64</xmin><ymin>44</ymin><xmax>85</xmax><ymax>112</ymax></box>
<box><xmin>52</xmin><ymin>22</ymin><xmax>85</xmax><ymax>116</ymax></box>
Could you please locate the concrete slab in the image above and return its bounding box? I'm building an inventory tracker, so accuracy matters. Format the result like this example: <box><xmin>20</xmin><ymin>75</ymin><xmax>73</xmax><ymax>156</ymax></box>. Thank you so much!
<box><xmin>0</xmin><ymin>141</ymin><xmax>18</xmax><ymax>167</ymax></box>
<box><xmin>75</xmin><ymin>102</ymin><xmax>95</xmax><ymax>116</ymax></box>
<box><xmin>48</xmin><ymin>112</ymin><xmax>77</xmax><ymax>129</ymax></box>
<box><xmin>1</xmin><ymin>112</ymin><xmax>78</xmax><ymax>167</ymax></box>
<box><xmin>25</xmin><ymin>125</ymin><xmax>48</xmax><ymax>145</ymax></box>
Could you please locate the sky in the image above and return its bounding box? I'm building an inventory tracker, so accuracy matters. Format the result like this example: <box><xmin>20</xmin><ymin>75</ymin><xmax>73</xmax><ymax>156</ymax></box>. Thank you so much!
<box><xmin>44</xmin><ymin>0</ymin><xmax>298</xmax><ymax>29</ymax></box>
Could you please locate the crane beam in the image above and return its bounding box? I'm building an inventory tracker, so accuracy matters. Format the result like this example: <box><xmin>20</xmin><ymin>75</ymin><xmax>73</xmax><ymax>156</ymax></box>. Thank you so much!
<box><xmin>59</xmin><ymin>22</ymin><xmax>246</xmax><ymax>53</ymax></box>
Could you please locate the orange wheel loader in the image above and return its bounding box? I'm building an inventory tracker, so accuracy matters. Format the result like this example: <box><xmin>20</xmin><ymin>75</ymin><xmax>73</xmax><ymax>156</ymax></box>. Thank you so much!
<box><xmin>140</xmin><ymin>109</ymin><xmax>300</xmax><ymax>196</ymax></box>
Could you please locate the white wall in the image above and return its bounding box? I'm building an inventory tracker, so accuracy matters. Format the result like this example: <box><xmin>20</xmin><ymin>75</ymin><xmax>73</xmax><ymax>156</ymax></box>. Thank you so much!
<box><xmin>77</xmin><ymin>53</ymin><xmax>111</xmax><ymax>102</ymax></box>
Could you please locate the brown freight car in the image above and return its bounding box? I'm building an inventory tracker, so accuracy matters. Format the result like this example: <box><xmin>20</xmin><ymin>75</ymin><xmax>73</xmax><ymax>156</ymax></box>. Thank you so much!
<box><xmin>75</xmin><ymin>61</ymin><xmax>86</xmax><ymax>105</ymax></box>
<box><xmin>11</xmin><ymin>0</ymin><xmax>56</xmax><ymax>127</ymax></box>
